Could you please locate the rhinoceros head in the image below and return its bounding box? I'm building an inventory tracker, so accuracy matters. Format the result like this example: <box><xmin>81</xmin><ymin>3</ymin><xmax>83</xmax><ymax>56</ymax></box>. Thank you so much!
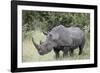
<box><xmin>32</xmin><ymin>32</ymin><xmax>59</xmax><ymax>55</ymax></box>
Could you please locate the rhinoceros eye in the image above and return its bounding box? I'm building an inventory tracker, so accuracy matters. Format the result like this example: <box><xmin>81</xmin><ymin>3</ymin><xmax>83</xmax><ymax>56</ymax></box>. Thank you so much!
<box><xmin>49</xmin><ymin>34</ymin><xmax>52</xmax><ymax>37</ymax></box>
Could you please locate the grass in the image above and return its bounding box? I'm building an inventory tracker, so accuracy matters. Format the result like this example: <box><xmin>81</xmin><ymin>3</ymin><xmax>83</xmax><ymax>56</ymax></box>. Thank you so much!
<box><xmin>22</xmin><ymin>30</ymin><xmax>90</xmax><ymax>62</ymax></box>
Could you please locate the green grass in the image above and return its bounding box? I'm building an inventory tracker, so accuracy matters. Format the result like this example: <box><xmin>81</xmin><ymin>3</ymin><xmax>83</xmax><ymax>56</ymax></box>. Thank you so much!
<box><xmin>22</xmin><ymin>30</ymin><xmax>90</xmax><ymax>62</ymax></box>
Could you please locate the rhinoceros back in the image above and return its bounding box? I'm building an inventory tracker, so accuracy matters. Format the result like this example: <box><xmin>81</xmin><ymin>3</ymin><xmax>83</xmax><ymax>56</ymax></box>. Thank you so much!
<box><xmin>50</xmin><ymin>25</ymin><xmax>84</xmax><ymax>47</ymax></box>
<box><xmin>68</xmin><ymin>27</ymin><xmax>85</xmax><ymax>48</ymax></box>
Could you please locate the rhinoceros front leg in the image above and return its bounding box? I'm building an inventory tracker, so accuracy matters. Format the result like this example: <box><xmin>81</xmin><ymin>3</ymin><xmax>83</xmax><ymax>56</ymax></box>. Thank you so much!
<box><xmin>53</xmin><ymin>47</ymin><xmax>60</xmax><ymax>59</ymax></box>
<box><xmin>63</xmin><ymin>47</ymin><xmax>69</xmax><ymax>58</ymax></box>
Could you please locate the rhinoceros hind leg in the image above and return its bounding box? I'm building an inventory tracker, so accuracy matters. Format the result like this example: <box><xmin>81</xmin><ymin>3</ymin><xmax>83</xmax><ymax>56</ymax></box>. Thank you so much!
<box><xmin>69</xmin><ymin>49</ymin><xmax>74</xmax><ymax>56</ymax></box>
<box><xmin>79</xmin><ymin>44</ymin><xmax>85</xmax><ymax>55</ymax></box>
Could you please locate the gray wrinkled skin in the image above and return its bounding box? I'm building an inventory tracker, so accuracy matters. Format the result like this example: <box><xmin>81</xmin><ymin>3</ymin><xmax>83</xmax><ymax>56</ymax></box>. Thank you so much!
<box><xmin>32</xmin><ymin>25</ymin><xmax>85</xmax><ymax>58</ymax></box>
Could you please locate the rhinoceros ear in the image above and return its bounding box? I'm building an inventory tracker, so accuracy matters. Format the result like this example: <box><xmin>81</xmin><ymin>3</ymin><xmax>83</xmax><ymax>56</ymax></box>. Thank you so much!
<box><xmin>43</xmin><ymin>32</ymin><xmax>48</xmax><ymax>35</ymax></box>
<box><xmin>50</xmin><ymin>33</ymin><xmax>59</xmax><ymax>40</ymax></box>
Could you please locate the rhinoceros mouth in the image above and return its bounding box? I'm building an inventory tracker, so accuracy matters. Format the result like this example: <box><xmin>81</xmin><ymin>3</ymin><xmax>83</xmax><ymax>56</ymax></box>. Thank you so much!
<box><xmin>39</xmin><ymin>52</ymin><xmax>45</xmax><ymax>55</ymax></box>
<box><xmin>38</xmin><ymin>50</ymin><xmax>49</xmax><ymax>55</ymax></box>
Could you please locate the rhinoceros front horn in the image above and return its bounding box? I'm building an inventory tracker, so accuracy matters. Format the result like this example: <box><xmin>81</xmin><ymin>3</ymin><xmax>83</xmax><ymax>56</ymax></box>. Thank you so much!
<box><xmin>32</xmin><ymin>37</ymin><xmax>40</xmax><ymax>50</ymax></box>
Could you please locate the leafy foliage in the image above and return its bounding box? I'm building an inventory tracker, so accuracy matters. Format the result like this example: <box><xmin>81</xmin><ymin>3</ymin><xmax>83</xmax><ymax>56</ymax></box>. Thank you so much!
<box><xmin>22</xmin><ymin>10</ymin><xmax>90</xmax><ymax>38</ymax></box>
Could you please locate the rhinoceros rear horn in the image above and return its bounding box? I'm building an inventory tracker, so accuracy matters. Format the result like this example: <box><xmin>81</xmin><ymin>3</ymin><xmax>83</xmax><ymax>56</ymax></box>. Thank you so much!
<box><xmin>32</xmin><ymin>37</ymin><xmax>39</xmax><ymax>50</ymax></box>
<box><xmin>40</xmin><ymin>40</ymin><xmax>43</xmax><ymax>45</ymax></box>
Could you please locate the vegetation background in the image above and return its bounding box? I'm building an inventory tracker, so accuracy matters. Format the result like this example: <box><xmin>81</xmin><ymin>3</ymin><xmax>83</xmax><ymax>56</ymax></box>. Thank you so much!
<box><xmin>22</xmin><ymin>10</ymin><xmax>90</xmax><ymax>62</ymax></box>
